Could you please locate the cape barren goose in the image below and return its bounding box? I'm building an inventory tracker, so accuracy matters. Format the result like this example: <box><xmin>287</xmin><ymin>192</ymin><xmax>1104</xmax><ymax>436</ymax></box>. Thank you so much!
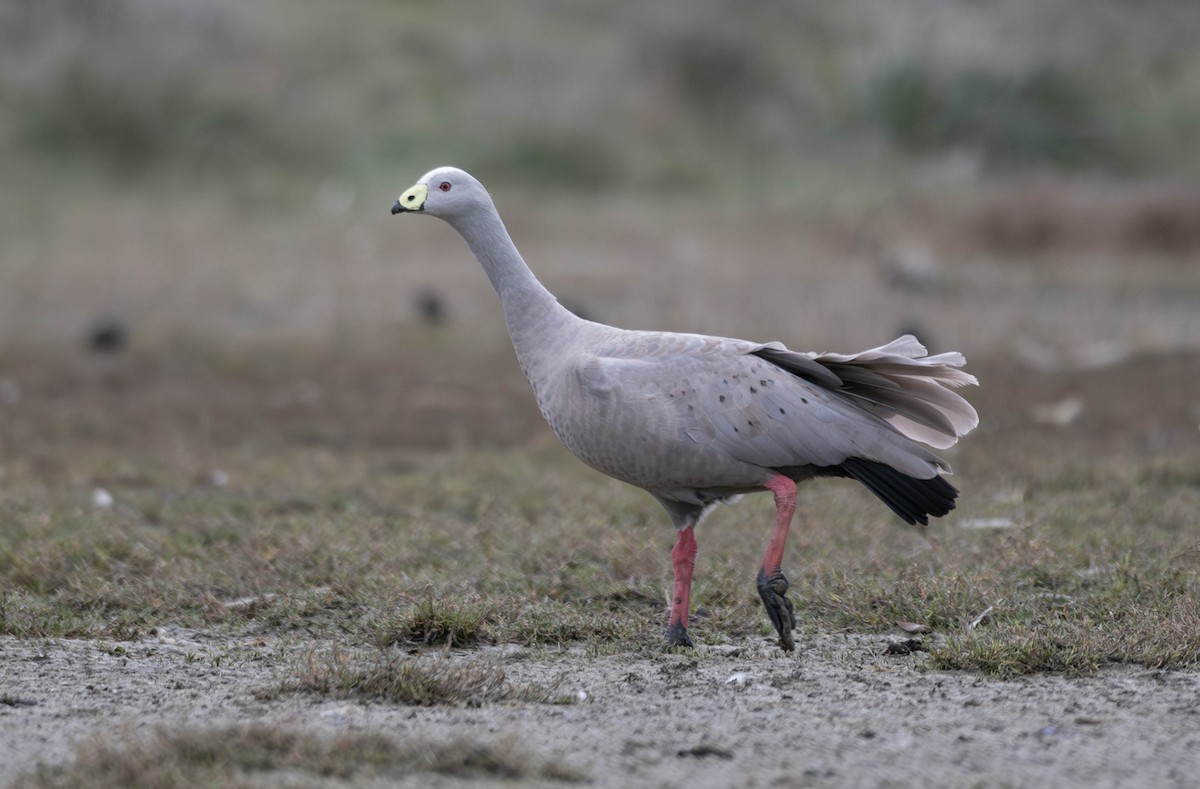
<box><xmin>392</xmin><ymin>167</ymin><xmax>978</xmax><ymax>652</ymax></box>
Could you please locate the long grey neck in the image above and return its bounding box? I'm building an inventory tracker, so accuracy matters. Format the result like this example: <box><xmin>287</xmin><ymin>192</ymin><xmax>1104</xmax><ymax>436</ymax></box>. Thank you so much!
<box><xmin>448</xmin><ymin>207</ymin><xmax>579</xmax><ymax>378</ymax></box>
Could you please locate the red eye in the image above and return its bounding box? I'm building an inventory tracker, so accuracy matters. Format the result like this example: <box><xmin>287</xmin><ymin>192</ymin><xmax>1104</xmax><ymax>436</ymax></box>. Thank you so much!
<box><xmin>439</xmin><ymin>182</ymin><xmax>452</xmax><ymax>192</ymax></box>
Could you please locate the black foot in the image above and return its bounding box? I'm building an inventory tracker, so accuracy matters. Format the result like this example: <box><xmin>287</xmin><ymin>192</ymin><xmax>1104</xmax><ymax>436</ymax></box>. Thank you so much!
<box><xmin>756</xmin><ymin>569</ymin><xmax>796</xmax><ymax>652</ymax></box>
<box><xmin>664</xmin><ymin>621</ymin><xmax>694</xmax><ymax>649</ymax></box>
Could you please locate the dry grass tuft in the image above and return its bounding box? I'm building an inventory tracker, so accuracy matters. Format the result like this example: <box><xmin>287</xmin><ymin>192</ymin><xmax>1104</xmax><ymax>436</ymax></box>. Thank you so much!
<box><xmin>14</xmin><ymin>723</ymin><xmax>585</xmax><ymax>788</ymax></box>
<box><xmin>265</xmin><ymin>644</ymin><xmax>572</xmax><ymax>706</ymax></box>
<box><xmin>384</xmin><ymin>595</ymin><xmax>492</xmax><ymax>648</ymax></box>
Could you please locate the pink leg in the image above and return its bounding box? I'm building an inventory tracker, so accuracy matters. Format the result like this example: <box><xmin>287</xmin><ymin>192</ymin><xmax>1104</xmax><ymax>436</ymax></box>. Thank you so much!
<box><xmin>665</xmin><ymin>523</ymin><xmax>697</xmax><ymax>647</ymax></box>
<box><xmin>757</xmin><ymin>475</ymin><xmax>797</xmax><ymax>651</ymax></box>
<box><xmin>760</xmin><ymin>475</ymin><xmax>797</xmax><ymax>578</ymax></box>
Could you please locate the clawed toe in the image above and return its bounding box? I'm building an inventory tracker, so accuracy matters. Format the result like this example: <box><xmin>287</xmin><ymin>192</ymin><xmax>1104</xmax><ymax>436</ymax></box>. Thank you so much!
<box><xmin>664</xmin><ymin>621</ymin><xmax>695</xmax><ymax>649</ymax></box>
<box><xmin>756</xmin><ymin>569</ymin><xmax>796</xmax><ymax>652</ymax></box>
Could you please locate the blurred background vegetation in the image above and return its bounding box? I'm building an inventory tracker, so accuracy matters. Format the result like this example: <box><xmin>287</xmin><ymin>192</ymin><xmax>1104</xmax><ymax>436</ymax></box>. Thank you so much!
<box><xmin>1</xmin><ymin>0</ymin><xmax>1199</xmax><ymax>353</ymax></box>
<box><xmin>7</xmin><ymin>0</ymin><xmax>1200</xmax><ymax>188</ymax></box>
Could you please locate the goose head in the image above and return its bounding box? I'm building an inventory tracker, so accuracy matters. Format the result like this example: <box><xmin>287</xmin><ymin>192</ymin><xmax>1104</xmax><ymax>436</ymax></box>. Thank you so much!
<box><xmin>391</xmin><ymin>166</ymin><xmax>492</xmax><ymax>220</ymax></box>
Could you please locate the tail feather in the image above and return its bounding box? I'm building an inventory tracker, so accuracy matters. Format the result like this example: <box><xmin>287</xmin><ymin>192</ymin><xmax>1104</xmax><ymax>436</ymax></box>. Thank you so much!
<box><xmin>838</xmin><ymin>457</ymin><xmax>958</xmax><ymax>526</ymax></box>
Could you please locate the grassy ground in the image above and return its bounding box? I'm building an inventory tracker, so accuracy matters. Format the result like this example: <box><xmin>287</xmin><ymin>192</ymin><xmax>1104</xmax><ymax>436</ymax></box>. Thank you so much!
<box><xmin>3</xmin><ymin>344</ymin><xmax>1197</xmax><ymax>678</ymax></box>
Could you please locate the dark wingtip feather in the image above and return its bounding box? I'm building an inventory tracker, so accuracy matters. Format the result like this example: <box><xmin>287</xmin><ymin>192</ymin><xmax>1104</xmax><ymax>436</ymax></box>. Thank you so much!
<box><xmin>839</xmin><ymin>457</ymin><xmax>958</xmax><ymax>525</ymax></box>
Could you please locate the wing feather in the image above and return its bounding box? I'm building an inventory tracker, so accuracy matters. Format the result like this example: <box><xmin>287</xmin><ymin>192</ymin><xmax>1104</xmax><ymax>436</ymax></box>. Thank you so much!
<box><xmin>566</xmin><ymin>330</ymin><xmax>975</xmax><ymax>491</ymax></box>
<box><xmin>802</xmin><ymin>335</ymin><xmax>979</xmax><ymax>449</ymax></box>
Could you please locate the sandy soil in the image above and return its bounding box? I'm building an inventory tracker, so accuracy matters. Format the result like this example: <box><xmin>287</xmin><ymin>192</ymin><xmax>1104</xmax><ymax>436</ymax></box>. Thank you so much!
<box><xmin>4</xmin><ymin>630</ymin><xmax>1199</xmax><ymax>788</ymax></box>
